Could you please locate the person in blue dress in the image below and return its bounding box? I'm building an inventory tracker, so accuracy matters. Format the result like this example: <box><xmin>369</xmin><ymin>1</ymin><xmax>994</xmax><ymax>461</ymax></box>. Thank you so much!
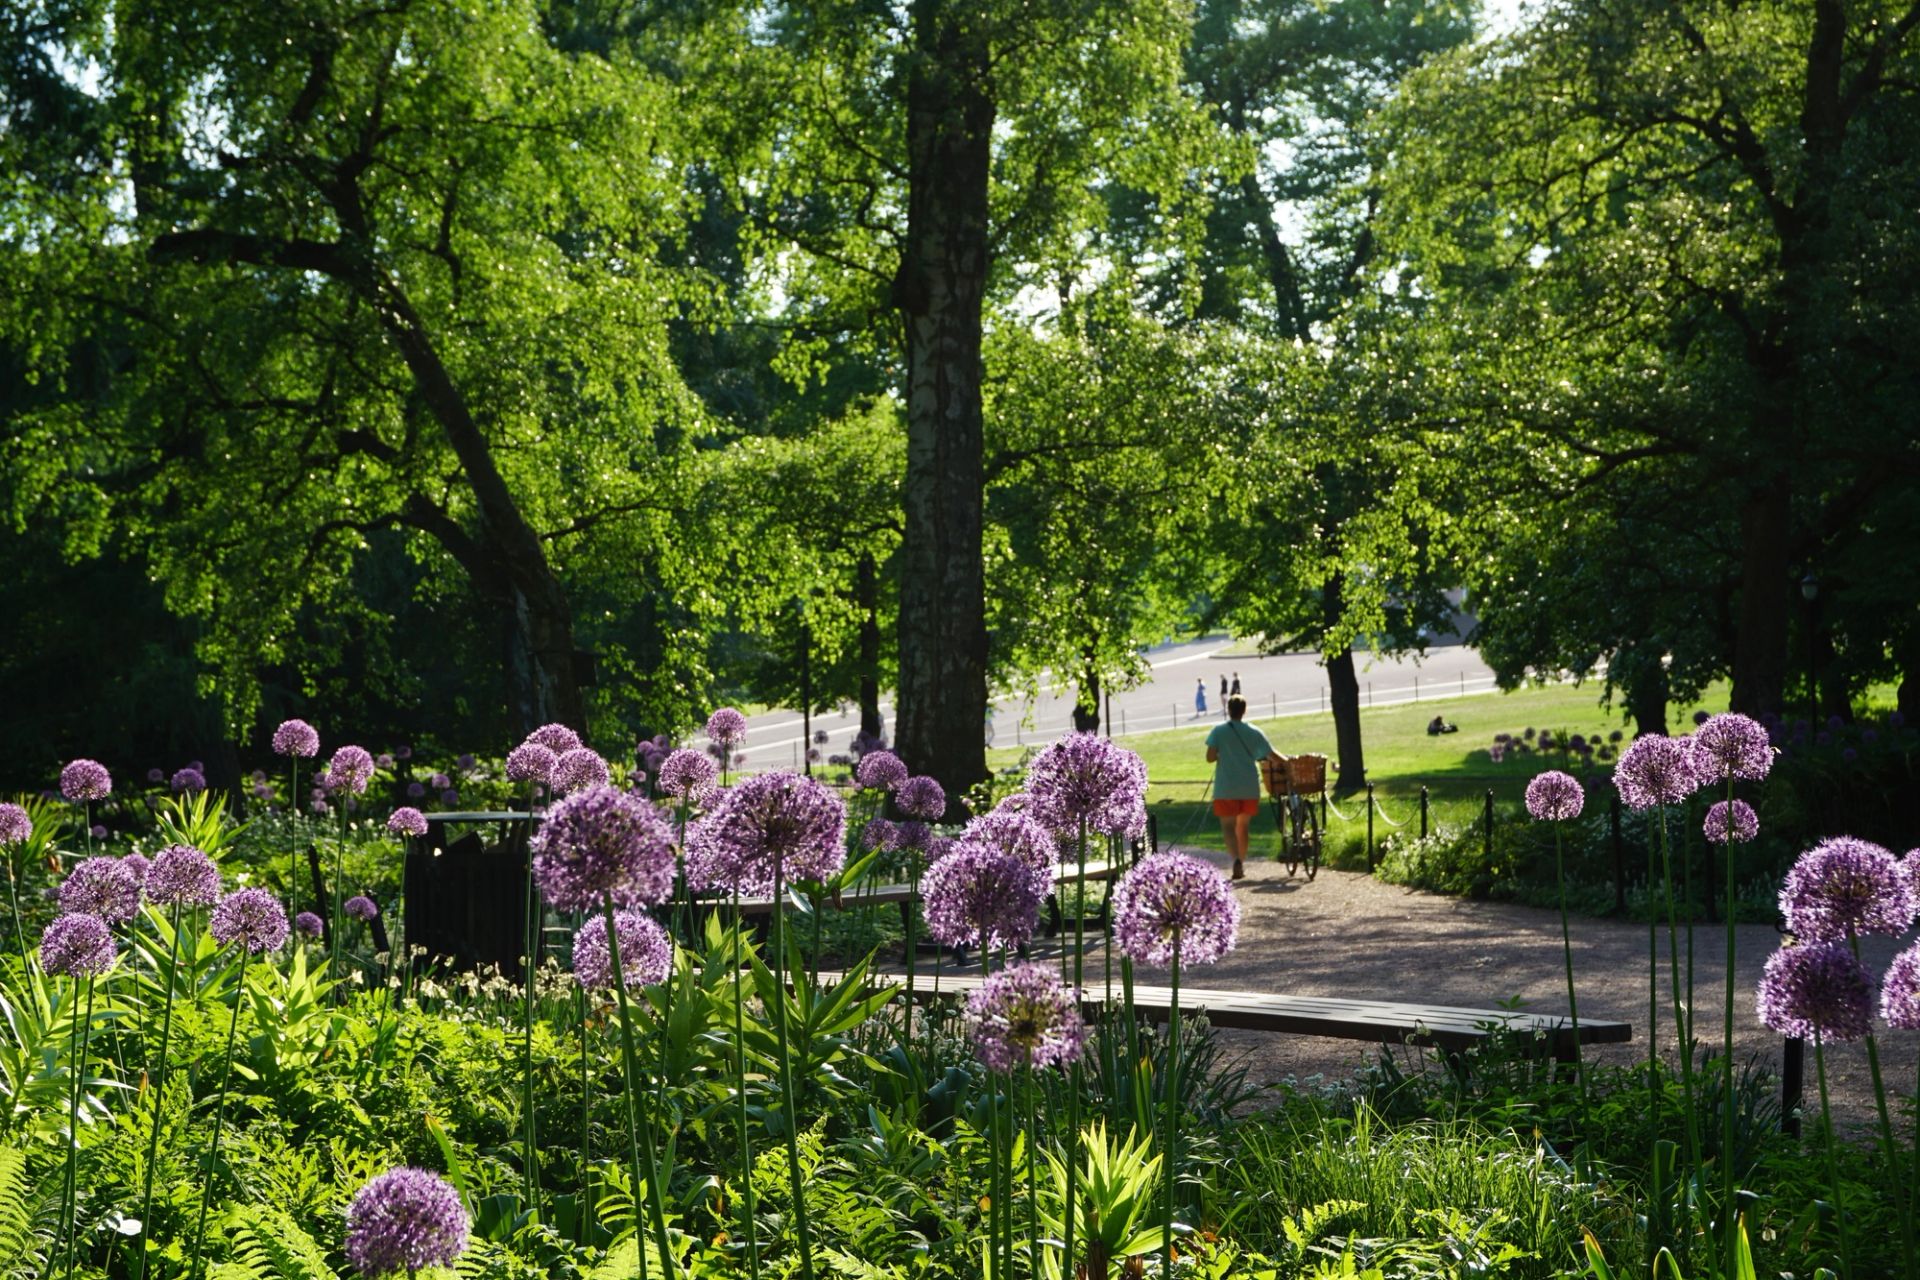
<box><xmin>1205</xmin><ymin>695</ymin><xmax>1272</xmax><ymax>881</ymax></box>
<box><xmin>1194</xmin><ymin>678</ymin><xmax>1208</xmax><ymax>718</ymax></box>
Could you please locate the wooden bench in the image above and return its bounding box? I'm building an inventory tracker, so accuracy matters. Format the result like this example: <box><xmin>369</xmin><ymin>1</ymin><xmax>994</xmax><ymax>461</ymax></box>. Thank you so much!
<box><xmin>719</xmin><ymin>860</ymin><xmax>1120</xmax><ymax>938</ymax></box>
<box><xmin>824</xmin><ymin>969</ymin><xmax>1632</xmax><ymax>1063</ymax></box>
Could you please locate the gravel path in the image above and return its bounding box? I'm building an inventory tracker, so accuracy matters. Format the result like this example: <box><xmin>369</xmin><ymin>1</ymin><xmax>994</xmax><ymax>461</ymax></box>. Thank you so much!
<box><xmin>1109</xmin><ymin>848</ymin><xmax>1919</xmax><ymax>1134</ymax></box>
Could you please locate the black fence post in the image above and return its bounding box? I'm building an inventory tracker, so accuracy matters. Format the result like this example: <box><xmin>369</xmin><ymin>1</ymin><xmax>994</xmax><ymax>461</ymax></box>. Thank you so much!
<box><xmin>306</xmin><ymin>842</ymin><xmax>331</xmax><ymax>947</ymax></box>
<box><xmin>1483</xmin><ymin>789</ymin><xmax>1494</xmax><ymax>864</ymax></box>
<box><xmin>1610</xmin><ymin>793</ymin><xmax>1627</xmax><ymax>913</ymax></box>
<box><xmin>1782</xmin><ymin>1037</ymin><xmax>1805</xmax><ymax>1137</ymax></box>
<box><xmin>1366</xmin><ymin>782</ymin><xmax>1376</xmax><ymax>872</ymax></box>
<box><xmin>1419</xmin><ymin>786</ymin><xmax>1429</xmax><ymax>840</ymax></box>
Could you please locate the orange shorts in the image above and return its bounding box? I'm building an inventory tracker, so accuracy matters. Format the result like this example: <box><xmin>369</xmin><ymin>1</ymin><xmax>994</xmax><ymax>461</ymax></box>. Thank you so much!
<box><xmin>1212</xmin><ymin>797</ymin><xmax>1260</xmax><ymax>818</ymax></box>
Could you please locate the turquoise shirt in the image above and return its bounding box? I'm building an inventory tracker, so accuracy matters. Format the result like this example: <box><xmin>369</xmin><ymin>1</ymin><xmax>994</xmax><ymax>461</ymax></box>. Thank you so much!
<box><xmin>1206</xmin><ymin>720</ymin><xmax>1273</xmax><ymax>800</ymax></box>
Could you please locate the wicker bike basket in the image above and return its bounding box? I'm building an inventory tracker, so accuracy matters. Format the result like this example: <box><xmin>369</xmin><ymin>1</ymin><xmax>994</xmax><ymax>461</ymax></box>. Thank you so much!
<box><xmin>1263</xmin><ymin>752</ymin><xmax>1328</xmax><ymax>798</ymax></box>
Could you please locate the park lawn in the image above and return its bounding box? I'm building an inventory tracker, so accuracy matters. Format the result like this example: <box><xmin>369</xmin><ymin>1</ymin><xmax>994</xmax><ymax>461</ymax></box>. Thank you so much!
<box><xmin>990</xmin><ymin>678</ymin><xmax>1730</xmax><ymax>855</ymax></box>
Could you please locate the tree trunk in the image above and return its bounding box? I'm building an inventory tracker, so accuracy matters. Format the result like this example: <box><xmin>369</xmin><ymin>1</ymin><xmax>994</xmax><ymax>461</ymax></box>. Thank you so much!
<box><xmin>1624</xmin><ymin>651</ymin><xmax>1670</xmax><ymax>738</ymax></box>
<box><xmin>891</xmin><ymin>0</ymin><xmax>993</xmax><ymax>813</ymax></box>
<box><xmin>1072</xmin><ymin>664</ymin><xmax>1101</xmax><ymax>734</ymax></box>
<box><xmin>1326</xmin><ymin>647</ymin><xmax>1365</xmax><ymax>793</ymax></box>
<box><xmin>856</xmin><ymin>553</ymin><xmax>885</xmax><ymax>741</ymax></box>
<box><xmin>1728</xmin><ymin>480</ymin><xmax>1791</xmax><ymax>719</ymax></box>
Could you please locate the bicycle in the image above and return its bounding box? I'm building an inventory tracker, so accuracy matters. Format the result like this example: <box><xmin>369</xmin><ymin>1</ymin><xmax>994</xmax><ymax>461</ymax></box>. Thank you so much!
<box><xmin>1262</xmin><ymin>753</ymin><xmax>1326</xmax><ymax>881</ymax></box>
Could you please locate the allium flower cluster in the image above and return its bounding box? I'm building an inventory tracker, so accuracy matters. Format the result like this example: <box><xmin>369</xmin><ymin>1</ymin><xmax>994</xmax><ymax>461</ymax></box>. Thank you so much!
<box><xmin>60</xmin><ymin>759</ymin><xmax>112</xmax><ymax>802</ymax></box>
<box><xmin>1704</xmin><ymin>799</ymin><xmax>1759</xmax><ymax>845</ymax></box>
<box><xmin>963</xmin><ymin>807</ymin><xmax>1059</xmax><ymax>878</ymax></box>
<box><xmin>894</xmin><ymin>820</ymin><xmax>932</xmax><ymax>852</ymax></box>
<box><xmin>506</xmin><ymin>742</ymin><xmax>557</xmax><ymax>785</ymax></box>
<box><xmin>210</xmin><ymin>888</ymin><xmax>290</xmax><ymax>954</ymax></box>
<box><xmin>1757</xmin><ymin>941</ymin><xmax>1873</xmax><ymax>1042</ymax></box>
<box><xmin>552</xmin><ymin>748</ymin><xmax>611</xmax><ymax>795</ymax></box>
<box><xmin>122</xmin><ymin>853</ymin><xmax>151</xmax><ymax>885</ymax></box>
<box><xmin>272</xmin><ymin>719</ymin><xmax>321</xmax><ymax>758</ymax></box>
<box><xmin>59</xmin><ymin>857</ymin><xmax>142</xmax><ymax>923</ymax></box>
<box><xmin>894</xmin><ymin>776</ymin><xmax>947</xmax><ymax>821</ymax></box>
<box><xmin>344</xmin><ymin>1168</ymin><xmax>470</xmax><ymax>1278</ymax></box>
<box><xmin>388</xmin><ymin>807</ymin><xmax>429</xmax><ymax>837</ymax></box>
<box><xmin>1880</xmin><ymin>943</ymin><xmax>1920</xmax><ymax>1030</ymax></box>
<box><xmin>656</xmin><ymin>749</ymin><xmax>719</xmax><ymax>803</ymax></box>
<box><xmin>147</xmin><ymin>845</ymin><xmax>220</xmax><ymax>907</ymax></box>
<box><xmin>526</xmin><ymin>723</ymin><xmax>583</xmax><ymax>755</ymax></box>
<box><xmin>854</xmin><ymin>750</ymin><xmax>908</xmax><ymax>792</ymax></box>
<box><xmin>1113</xmin><ymin>852</ymin><xmax>1240</xmax><ymax>968</ymax></box>
<box><xmin>1025</xmin><ymin>733</ymin><xmax>1149</xmax><ymax>838</ymax></box>
<box><xmin>1689</xmin><ymin>713</ymin><xmax>1774</xmax><ymax>782</ymax></box>
<box><xmin>861</xmin><ymin>818</ymin><xmax>900</xmax><ymax>852</ymax></box>
<box><xmin>293</xmin><ymin>911</ymin><xmax>325</xmax><ymax>938</ymax></box>
<box><xmin>965</xmin><ymin>963</ymin><xmax>1086</xmax><ymax>1074</ymax></box>
<box><xmin>0</xmin><ymin>802</ymin><xmax>29</xmax><ymax>845</ymax></box>
<box><xmin>328</xmin><ymin>746</ymin><xmax>375</xmax><ymax>796</ymax></box>
<box><xmin>706</xmin><ymin>707</ymin><xmax>749</xmax><ymax>750</ymax></box>
<box><xmin>1780</xmin><ymin>837</ymin><xmax>1914</xmax><ymax>941</ymax></box>
<box><xmin>571</xmin><ymin>909</ymin><xmax>673</xmax><ymax>990</ymax></box>
<box><xmin>169</xmin><ymin>767</ymin><xmax>206</xmax><ymax>794</ymax></box>
<box><xmin>920</xmin><ymin>841</ymin><xmax>1046</xmax><ymax>951</ymax></box>
<box><xmin>532</xmin><ymin>785</ymin><xmax>676</xmax><ymax>911</ymax></box>
<box><xmin>1612</xmin><ymin>735</ymin><xmax>1700</xmax><ymax>811</ymax></box>
<box><xmin>41</xmin><ymin>914</ymin><xmax>117</xmax><ymax>977</ymax></box>
<box><xmin>344</xmin><ymin>895</ymin><xmax>380</xmax><ymax>922</ymax></box>
<box><xmin>684</xmin><ymin>771</ymin><xmax>846</xmax><ymax>896</ymax></box>
<box><xmin>1523</xmin><ymin>771</ymin><xmax>1585</xmax><ymax>823</ymax></box>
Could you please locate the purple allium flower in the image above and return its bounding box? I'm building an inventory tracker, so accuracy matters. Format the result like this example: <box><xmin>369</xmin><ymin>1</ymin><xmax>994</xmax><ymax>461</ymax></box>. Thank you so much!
<box><xmin>657</xmin><ymin>749</ymin><xmax>719</xmax><ymax>803</ymax></box>
<box><xmin>147</xmin><ymin>845</ymin><xmax>220</xmax><ymax>907</ymax></box>
<box><xmin>861</xmin><ymin>818</ymin><xmax>900</xmax><ymax>852</ymax></box>
<box><xmin>252</xmin><ymin>782</ymin><xmax>273</xmax><ymax>800</ymax></box>
<box><xmin>344</xmin><ymin>895</ymin><xmax>380</xmax><ymax>922</ymax></box>
<box><xmin>854</xmin><ymin>750</ymin><xmax>909</xmax><ymax>792</ymax></box>
<box><xmin>376</xmin><ymin>753</ymin><xmax>394</xmax><ymax>769</ymax></box>
<box><xmin>532</xmin><ymin>785</ymin><xmax>676</xmax><ymax>912</ymax></box>
<box><xmin>40</xmin><ymin>914</ymin><xmax>116</xmax><ymax>977</ymax></box>
<box><xmin>328</xmin><ymin>745</ymin><xmax>375</xmax><ymax>795</ymax></box>
<box><xmin>1826</xmin><ymin>715</ymin><xmax>1844</xmax><ymax>731</ymax></box>
<box><xmin>210</xmin><ymin>888</ymin><xmax>290</xmax><ymax>954</ymax></box>
<box><xmin>146</xmin><ymin>768</ymin><xmax>165</xmax><ymax>784</ymax></box>
<box><xmin>439</xmin><ymin>789</ymin><xmax>458</xmax><ymax>807</ymax></box>
<box><xmin>388</xmin><ymin>807</ymin><xmax>428</xmax><ymax>837</ymax></box>
<box><xmin>405</xmin><ymin>781</ymin><xmax>427</xmax><ymax>799</ymax></box>
<box><xmin>1905</xmin><ymin>849</ymin><xmax>1920</xmax><ymax>906</ymax></box>
<box><xmin>527</xmin><ymin>724</ymin><xmax>582</xmax><ymax>756</ymax></box>
<box><xmin>310</xmin><ymin>799</ymin><xmax>329</xmax><ymax>815</ymax></box>
<box><xmin>121</xmin><ymin>853</ymin><xmax>151</xmax><ymax>886</ymax></box>
<box><xmin>552</xmin><ymin>747</ymin><xmax>611</xmax><ymax>795</ymax></box>
<box><xmin>506</xmin><ymin>742</ymin><xmax>557</xmax><ymax>785</ymax></box>
<box><xmin>1757</xmin><ymin>941</ymin><xmax>1873</xmax><ymax>1043</ymax></box>
<box><xmin>1113</xmin><ymin>852</ymin><xmax>1240</xmax><ymax>968</ymax></box>
<box><xmin>1025</xmin><ymin>733</ymin><xmax>1149</xmax><ymax>838</ymax></box>
<box><xmin>921</xmin><ymin>841</ymin><xmax>1046</xmax><ymax>951</ymax></box>
<box><xmin>1891</xmin><ymin>711</ymin><xmax>1907</xmax><ymax>730</ymax></box>
<box><xmin>1816</xmin><ymin>731</ymin><xmax>1833</xmax><ymax>747</ymax></box>
<box><xmin>59</xmin><ymin>759</ymin><xmax>112</xmax><ymax>803</ymax></box>
<box><xmin>894</xmin><ymin>775</ymin><xmax>946</xmax><ymax>821</ymax></box>
<box><xmin>344</xmin><ymin>1167</ymin><xmax>469</xmax><ymax>1278</ymax></box>
<box><xmin>706</xmin><ymin>707</ymin><xmax>749</xmax><ymax>750</ymax></box>
<box><xmin>964</xmin><ymin>807</ymin><xmax>1059</xmax><ymax>878</ymax></box>
<box><xmin>396</xmin><ymin>744</ymin><xmax>413</xmax><ymax>760</ymax></box>
<box><xmin>965</xmin><ymin>962</ymin><xmax>1086</xmax><ymax>1074</ymax></box>
<box><xmin>59</xmin><ymin>856</ymin><xmax>142</xmax><ymax>923</ymax></box>
<box><xmin>0</xmin><ymin>802</ymin><xmax>30</xmax><ymax>845</ymax></box>
<box><xmin>1692</xmin><ymin>709</ymin><xmax>1710</xmax><ymax>726</ymax></box>
<box><xmin>1524</xmin><ymin>771</ymin><xmax>1584</xmax><ymax>822</ymax></box>
<box><xmin>1612</xmin><ymin>735</ymin><xmax>1701</xmax><ymax>811</ymax></box>
<box><xmin>1703</xmin><ymin>799</ymin><xmax>1759</xmax><ymax>845</ymax></box>
<box><xmin>1780</xmin><ymin>837</ymin><xmax>1914</xmax><ymax>941</ymax></box>
<box><xmin>571</xmin><ymin>909</ymin><xmax>673</xmax><ymax>990</ymax></box>
<box><xmin>813</xmin><ymin>729</ymin><xmax>829</xmax><ymax>745</ymax></box>
<box><xmin>272</xmin><ymin>719</ymin><xmax>321</xmax><ymax>758</ymax></box>
<box><xmin>89</xmin><ymin>824</ymin><xmax>107</xmax><ymax>840</ymax></box>
<box><xmin>1880</xmin><ymin>943</ymin><xmax>1920</xmax><ymax>1030</ymax></box>
<box><xmin>429</xmin><ymin>773</ymin><xmax>451</xmax><ymax>790</ymax></box>
<box><xmin>456</xmin><ymin>753</ymin><xmax>476</xmax><ymax>771</ymax></box>
<box><xmin>684</xmin><ymin>771</ymin><xmax>846</xmax><ymax>896</ymax></box>
<box><xmin>170</xmin><ymin>767</ymin><xmax>207</xmax><ymax>794</ymax></box>
<box><xmin>293</xmin><ymin>911</ymin><xmax>325</xmax><ymax>939</ymax></box>
<box><xmin>894</xmin><ymin>820</ymin><xmax>932</xmax><ymax>852</ymax></box>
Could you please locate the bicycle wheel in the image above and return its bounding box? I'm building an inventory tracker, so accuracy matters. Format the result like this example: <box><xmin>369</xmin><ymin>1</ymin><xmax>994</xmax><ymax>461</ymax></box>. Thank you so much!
<box><xmin>1279</xmin><ymin>795</ymin><xmax>1302</xmax><ymax>877</ymax></box>
<box><xmin>1300</xmin><ymin>803</ymin><xmax>1321</xmax><ymax>882</ymax></box>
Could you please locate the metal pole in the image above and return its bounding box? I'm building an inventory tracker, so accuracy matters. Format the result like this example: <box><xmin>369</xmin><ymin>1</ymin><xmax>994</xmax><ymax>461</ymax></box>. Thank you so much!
<box><xmin>1104</xmin><ymin>690</ymin><xmax>1112</xmax><ymax>739</ymax></box>
<box><xmin>1270</xmin><ymin>693</ymin><xmax>1277</xmax><ymax>718</ymax></box>
<box><xmin>1610</xmin><ymin>792</ymin><xmax>1626</xmax><ymax>913</ymax></box>
<box><xmin>1367</xmin><ymin>681</ymin><xmax>1373</xmax><ymax>707</ymax></box>
<box><xmin>1414</xmin><ymin>676</ymin><xmax>1419</xmax><ymax>702</ymax></box>
<box><xmin>1366</xmin><ymin>782</ymin><xmax>1376</xmax><ymax>872</ymax></box>
<box><xmin>1483</xmin><ymin>789</ymin><xmax>1494</xmax><ymax>864</ymax></box>
<box><xmin>1459</xmin><ymin>673</ymin><xmax>1465</xmax><ymax>695</ymax></box>
<box><xmin>1420</xmin><ymin>785</ymin><xmax>1429</xmax><ymax>840</ymax></box>
<box><xmin>1782</xmin><ymin>1037</ymin><xmax>1804</xmax><ymax>1136</ymax></box>
<box><xmin>800</xmin><ymin>621</ymin><xmax>813</xmax><ymax>777</ymax></box>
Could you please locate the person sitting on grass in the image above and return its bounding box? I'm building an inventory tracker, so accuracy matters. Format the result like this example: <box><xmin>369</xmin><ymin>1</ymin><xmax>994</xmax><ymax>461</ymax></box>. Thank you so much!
<box><xmin>1205</xmin><ymin>694</ymin><xmax>1272</xmax><ymax>882</ymax></box>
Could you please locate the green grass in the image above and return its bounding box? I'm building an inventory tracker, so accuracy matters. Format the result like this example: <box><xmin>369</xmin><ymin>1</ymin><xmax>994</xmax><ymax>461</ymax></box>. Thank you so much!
<box><xmin>989</xmin><ymin>680</ymin><xmax>1729</xmax><ymax>855</ymax></box>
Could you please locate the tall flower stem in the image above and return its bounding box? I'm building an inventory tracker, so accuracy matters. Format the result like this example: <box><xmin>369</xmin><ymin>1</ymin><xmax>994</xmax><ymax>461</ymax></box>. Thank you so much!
<box><xmin>1645</xmin><ymin>817</ymin><xmax>1661</xmax><ymax>1266</ymax></box>
<box><xmin>906</xmin><ymin>847</ymin><xmax>920</xmax><ymax>1050</ymax></box>
<box><xmin>7</xmin><ymin>856</ymin><xmax>28</xmax><ymax>974</ymax></box>
<box><xmin>1061</xmin><ymin>817</ymin><xmax>1088</xmax><ymax>1277</ymax></box>
<box><xmin>1846</xmin><ymin>932</ymin><xmax>1913</xmax><ymax>1280</ymax></box>
<box><xmin>522</xmin><ymin>831</ymin><xmax>541</xmax><ymax>1209</ymax></box>
<box><xmin>1162</xmin><ymin>931</ymin><xmax>1181</xmax><ymax>1280</ymax></box>
<box><xmin>288</xmin><ymin>759</ymin><xmax>301</xmax><ymax>898</ymax></box>
<box><xmin>1814</xmin><ymin>1035</ymin><xmax>1852</xmax><ymax>1280</ymax></box>
<box><xmin>60</xmin><ymin>975</ymin><xmax>95</xmax><ymax>1280</ymax></box>
<box><xmin>1552</xmin><ymin>823</ymin><xmax>1583</xmax><ymax>1108</ymax></box>
<box><xmin>133</xmin><ymin>903</ymin><xmax>186</xmax><ymax>1280</ymax></box>
<box><xmin>770</xmin><ymin>858</ymin><xmax>816</xmax><ymax>1280</ymax></box>
<box><xmin>602</xmin><ymin>902</ymin><xmax>675</xmax><ymax>1280</ymax></box>
<box><xmin>1720</xmin><ymin>780</ymin><xmax>1738</xmax><ymax>1277</ymax></box>
<box><xmin>1024</xmin><ymin>1067</ymin><xmax>1039</xmax><ymax>1280</ymax></box>
<box><xmin>186</xmin><ymin>950</ymin><xmax>248</xmax><ymax>1280</ymax></box>
<box><xmin>731</xmin><ymin>890</ymin><xmax>760</xmax><ymax>1279</ymax></box>
<box><xmin>576</xmin><ymin>970</ymin><xmax>593</xmax><ymax>1246</ymax></box>
<box><xmin>1656</xmin><ymin>810</ymin><xmax>1703</xmax><ymax>1251</ymax></box>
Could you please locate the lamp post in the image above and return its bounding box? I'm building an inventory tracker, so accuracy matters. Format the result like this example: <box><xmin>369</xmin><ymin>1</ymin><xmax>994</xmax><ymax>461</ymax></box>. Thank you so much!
<box><xmin>1781</xmin><ymin>573</ymin><xmax>1820</xmax><ymax>1136</ymax></box>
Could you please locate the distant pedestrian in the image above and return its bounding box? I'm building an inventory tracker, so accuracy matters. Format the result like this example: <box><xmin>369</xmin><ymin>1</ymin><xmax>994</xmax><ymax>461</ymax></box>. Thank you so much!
<box><xmin>1206</xmin><ymin>695</ymin><xmax>1273</xmax><ymax>881</ymax></box>
<box><xmin>1195</xmin><ymin>679</ymin><xmax>1208</xmax><ymax>718</ymax></box>
<box><xmin>1230</xmin><ymin>672</ymin><xmax>1242</xmax><ymax>696</ymax></box>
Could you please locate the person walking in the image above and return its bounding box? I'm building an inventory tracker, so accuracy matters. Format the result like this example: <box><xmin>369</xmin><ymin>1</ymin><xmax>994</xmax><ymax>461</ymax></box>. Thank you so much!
<box><xmin>1206</xmin><ymin>695</ymin><xmax>1273</xmax><ymax>881</ymax></box>
<box><xmin>1229</xmin><ymin>671</ymin><xmax>1242</xmax><ymax>696</ymax></box>
<box><xmin>1194</xmin><ymin>679</ymin><xmax>1208</xmax><ymax>719</ymax></box>
<box><xmin>1219</xmin><ymin>673</ymin><xmax>1228</xmax><ymax>706</ymax></box>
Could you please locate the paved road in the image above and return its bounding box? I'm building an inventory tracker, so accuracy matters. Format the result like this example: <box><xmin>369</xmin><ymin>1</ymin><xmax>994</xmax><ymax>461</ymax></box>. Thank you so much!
<box><xmin>714</xmin><ymin>638</ymin><xmax>1499</xmax><ymax>770</ymax></box>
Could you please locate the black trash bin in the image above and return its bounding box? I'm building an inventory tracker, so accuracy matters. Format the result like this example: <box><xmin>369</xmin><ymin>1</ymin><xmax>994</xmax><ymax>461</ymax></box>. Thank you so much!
<box><xmin>403</xmin><ymin>811</ymin><xmax>535</xmax><ymax>975</ymax></box>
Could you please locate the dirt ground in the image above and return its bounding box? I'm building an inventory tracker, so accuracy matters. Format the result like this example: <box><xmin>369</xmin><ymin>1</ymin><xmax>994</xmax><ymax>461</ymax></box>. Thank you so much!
<box><xmin>1079</xmin><ymin>848</ymin><xmax>1918</xmax><ymax>1135</ymax></box>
